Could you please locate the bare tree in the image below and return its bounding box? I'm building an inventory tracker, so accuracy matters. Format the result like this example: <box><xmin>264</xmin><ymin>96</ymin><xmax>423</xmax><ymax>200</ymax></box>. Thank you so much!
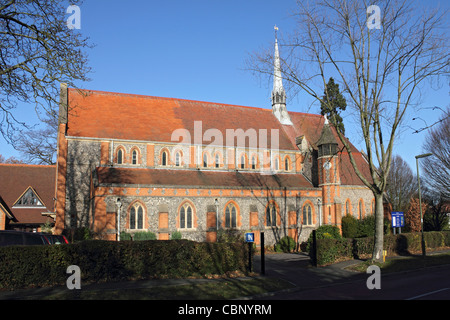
<box><xmin>421</xmin><ymin>106</ymin><xmax>450</xmax><ymax>201</ymax></box>
<box><xmin>13</xmin><ymin>109</ymin><xmax>57</xmax><ymax>164</ymax></box>
<box><xmin>247</xmin><ymin>0</ymin><xmax>449</xmax><ymax>261</ymax></box>
<box><xmin>385</xmin><ymin>155</ymin><xmax>418</xmax><ymax>212</ymax></box>
<box><xmin>0</xmin><ymin>0</ymin><xmax>91</xmax><ymax>144</ymax></box>
<box><xmin>0</xmin><ymin>153</ymin><xmax>23</xmax><ymax>163</ymax></box>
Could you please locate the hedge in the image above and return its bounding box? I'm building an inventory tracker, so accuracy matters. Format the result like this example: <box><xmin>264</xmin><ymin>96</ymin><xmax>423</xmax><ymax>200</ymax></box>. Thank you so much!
<box><xmin>0</xmin><ymin>240</ymin><xmax>251</xmax><ymax>290</ymax></box>
<box><xmin>312</xmin><ymin>231</ymin><xmax>450</xmax><ymax>266</ymax></box>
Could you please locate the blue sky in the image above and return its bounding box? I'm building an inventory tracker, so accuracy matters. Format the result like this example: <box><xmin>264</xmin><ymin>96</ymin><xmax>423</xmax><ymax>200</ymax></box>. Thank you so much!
<box><xmin>1</xmin><ymin>0</ymin><xmax>448</xmax><ymax>171</ymax></box>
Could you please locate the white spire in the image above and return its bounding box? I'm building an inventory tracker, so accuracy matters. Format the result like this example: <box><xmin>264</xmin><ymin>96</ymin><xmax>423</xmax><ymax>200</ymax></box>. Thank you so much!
<box><xmin>271</xmin><ymin>25</ymin><xmax>292</xmax><ymax>126</ymax></box>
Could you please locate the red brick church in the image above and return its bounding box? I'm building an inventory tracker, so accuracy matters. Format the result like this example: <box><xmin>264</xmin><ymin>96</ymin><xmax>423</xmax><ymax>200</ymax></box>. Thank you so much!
<box><xmin>54</xmin><ymin>35</ymin><xmax>374</xmax><ymax>245</ymax></box>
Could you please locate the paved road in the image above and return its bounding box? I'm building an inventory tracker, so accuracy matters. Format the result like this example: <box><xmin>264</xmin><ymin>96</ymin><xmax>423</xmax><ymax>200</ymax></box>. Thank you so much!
<box><xmin>252</xmin><ymin>253</ymin><xmax>450</xmax><ymax>300</ymax></box>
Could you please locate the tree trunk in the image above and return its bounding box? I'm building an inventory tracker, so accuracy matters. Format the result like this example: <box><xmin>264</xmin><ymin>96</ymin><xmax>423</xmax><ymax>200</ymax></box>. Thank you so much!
<box><xmin>372</xmin><ymin>193</ymin><xmax>385</xmax><ymax>262</ymax></box>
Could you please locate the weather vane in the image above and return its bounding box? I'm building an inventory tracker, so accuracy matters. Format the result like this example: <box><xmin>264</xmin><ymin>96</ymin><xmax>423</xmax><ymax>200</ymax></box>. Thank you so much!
<box><xmin>274</xmin><ymin>25</ymin><xmax>279</xmax><ymax>39</ymax></box>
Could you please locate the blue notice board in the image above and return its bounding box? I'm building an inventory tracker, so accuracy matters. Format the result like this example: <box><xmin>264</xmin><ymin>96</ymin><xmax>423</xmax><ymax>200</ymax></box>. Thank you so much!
<box><xmin>245</xmin><ymin>233</ymin><xmax>255</xmax><ymax>243</ymax></box>
<box><xmin>391</xmin><ymin>212</ymin><xmax>405</xmax><ymax>228</ymax></box>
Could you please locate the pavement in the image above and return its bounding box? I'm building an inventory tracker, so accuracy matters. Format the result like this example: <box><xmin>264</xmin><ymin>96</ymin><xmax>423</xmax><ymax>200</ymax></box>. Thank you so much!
<box><xmin>1</xmin><ymin>250</ymin><xmax>448</xmax><ymax>300</ymax></box>
<box><xmin>0</xmin><ymin>252</ymin><xmax>361</xmax><ymax>300</ymax></box>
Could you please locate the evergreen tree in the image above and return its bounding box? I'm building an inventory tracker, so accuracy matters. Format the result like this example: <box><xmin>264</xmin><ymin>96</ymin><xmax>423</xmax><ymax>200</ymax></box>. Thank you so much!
<box><xmin>320</xmin><ymin>77</ymin><xmax>347</xmax><ymax>135</ymax></box>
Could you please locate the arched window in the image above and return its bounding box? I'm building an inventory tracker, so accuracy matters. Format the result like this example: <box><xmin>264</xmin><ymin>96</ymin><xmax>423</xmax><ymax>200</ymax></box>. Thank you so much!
<box><xmin>266</xmin><ymin>202</ymin><xmax>277</xmax><ymax>227</ymax></box>
<box><xmin>284</xmin><ymin>156</ymin><xmax>290</xmax><ymax>171</ymax></box>
<box><xmin>215</xmin><ymin>153</ymin><xmax>220</xmax><ymax>168</ymax></box>
<box><xmin>345</xmin><ymin>200</ymin><xmax>350</xmax><ymax>216</ymax></box>
<box><xmin>161</xmin><ymin>150</ymin><xmax>168</xmax><ymax>166</ymax></box>
<box><xmin>129</xmin><ymin>203</ymin><xmax>144</xmax><ymax>230</ymax></box>
<box><xmin>302</xmin><ymin>203</ymin><xmax>312</xmax><ymax>225</ymax></box>
<box><xmin>117</xmin><ymin>149</ymin><xmax>124</xmax><ymax>164</ymax></box>
<box><xmin>203</xmin><ymin>153</ymin><xmax>208</xmax><ymax>168</ymax></box>
<box><xmin>274</xmin><ymin>157</ymin><xmax>279</xmax><ymax>171</ymax></box>
<box><xmin>175</xmin><ymin>152</ymin><xmax>181</xmax><ymax>167</ymax></box>
<box><xmin>179</xmin><ymin>203</ymin><xmax>193</xmax><ymax>229</ymax></box>
<box><xmin>251</xmin><ymin>156</ymin><xmax>257</xmax><ymax>170</ymax></box>
<box><xmin>225</xmin><ymin>203</ymin><xmax>237</xmax><ymax>228</ymax></box>
<box><xmin>240</xmin><ymin>155</ymin><xmax>245</xmax><ymax>169</ymax></box>
<box><xmin>132</xmin><ymin>149</ymin><xmax>138</xmax><ymax>165</ymax></box>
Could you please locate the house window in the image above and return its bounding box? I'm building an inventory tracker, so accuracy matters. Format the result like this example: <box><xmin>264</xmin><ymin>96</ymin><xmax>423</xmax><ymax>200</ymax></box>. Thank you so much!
<box><xmin>266</xmin><ymin>203</ymin><xmax>277</xmax><ymax>227</ymax></box>
<box><xmin>117</xmin><ymin>149</ymin><xmax>124</xmax><ymax>164</ymax></box>
<box><xmin>132</xmin><ymin>149</ymin><xmax>138</xmax><ymax>165</ymax></box>
<box><xmin>346</xmin><ymin>200</ymin><xmax>350</xmax><ymax>216</ymax></box>
<box><xmin>179</xmin><ymin>203</ymin><xmax>193</xmax><ymax>229</ymax></box>
<box><xmin>129</xmin><ymin>203</ymin><xmax>144</xmax><ymax>230</ymax></box>
<box><xmin>225</xmin><ymin>203</ymin><xmax>237</xmax><ymax>228</ymax></box>
<box><xmin>14</xmin><ymin>188</ymin><xmax>43</xmax><ymax>207</ymax></box>
<box><xmin>303</xmin><ymin>203</ymin><xmax>312</xmax><ymax>225</ymax></box>
<box><xmin>162</xmin><ymin>151</ymin><xmax>168</xmax><ymax>166</ymax></box>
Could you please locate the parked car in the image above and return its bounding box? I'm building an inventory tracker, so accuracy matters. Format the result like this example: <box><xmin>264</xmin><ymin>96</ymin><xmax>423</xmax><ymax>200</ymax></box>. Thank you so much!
<box><xmin>42</xmin><ymin>234</ymin><xmax>69</xmax><ymax>245</ymax></box>
<box><xmin>0</xmin><ymin>230</ymin><xmax>50</xmax><ymax>246</ymax></box>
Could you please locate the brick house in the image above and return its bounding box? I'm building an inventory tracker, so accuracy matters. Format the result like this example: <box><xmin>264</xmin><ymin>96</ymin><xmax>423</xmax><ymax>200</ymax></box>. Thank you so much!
<box><xmin>0</xmin><ymin>164</ymin><xmax>56</xmax><ymax>231</ymax></box>
<box><xmin>54</xmin><ymin>38</ymin><xmax>374</xmax><ymax>245</ymax></box>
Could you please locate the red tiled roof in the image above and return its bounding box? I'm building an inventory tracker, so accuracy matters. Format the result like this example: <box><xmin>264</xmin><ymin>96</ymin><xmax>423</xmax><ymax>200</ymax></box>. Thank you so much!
<box><xmin>67</xmin><ymin>88</ymin><xmax>361</xmax><ymax>153</ymax></box>
<box><xmin>67</xmin><ymin>89</ymin><xmax>296</xmax><ymax>149</ymax></box>
<box><xmin>0</xmin><ymin>164</ymin><xmax>56</xmax><ymax>224</ymax></box>
<box><xmin>338</xmin><ymin>152</ymin><xmax>372</xmax><ymax>186</ymax></box>
<box><xmin>67</xmin><ymin>88</ymin><xmax>368</xmax><ymax>186</ymax></box>
<box><xmin>9</xmin><ymin>208</ymin><xmax>53</xmax><ymax>225</ymax></box>
<box><xmin>96</xmin><ymin>167</ymin><xmax>315</xmax><ymax>189</ymax></box>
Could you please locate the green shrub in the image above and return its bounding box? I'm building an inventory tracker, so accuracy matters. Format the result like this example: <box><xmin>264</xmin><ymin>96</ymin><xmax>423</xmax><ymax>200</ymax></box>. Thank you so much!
<box><xmin>0</xmin><ymin>240</ymin><xmax>251</xmax><ymax>290</ymax></box>
<box><xmin>133</xmin><ymin>231</ymin><xmax>157</xmax><ymax>241</ymax></box>
<box><xmin>316</xmin><ymin>238</ymin><xmax>353</xmax><ymax>266</ymax></box>
<box><xmin>313</xmin><ymin>231</ymin><xmax>450</xmax><ymax>266</ymax></box>
<box><xmin>358</xmin><ymin>215</ymin><xmax>376</xmax><ymax>237</ymax></box>
<box><xmin>120</xmin><ymin>231</ymin><xmax>157</xmax><ymax>241</ymax></box>
<box><xmin>341</xmin><ymin>215</ymin><xmax>359</xmax><ymax>238</ymax></box>
<box><xmin>274</xmin><ymin>236</ymin><xmax>296</xmax><ymax>253</ymax></box>
<box><xmin>217</xmin><ymin>229</ymin><xmax>243</xmax><ymax>243</ymax></box>
<box><xmin>306</xmin><ymin>225</ymin><xmax>342</xmax><ymax>259</ymax></box>
<box><xmin>171</xmin><ymin>231</ymin><xmax>182</xmax><ymax>240</ymax></box>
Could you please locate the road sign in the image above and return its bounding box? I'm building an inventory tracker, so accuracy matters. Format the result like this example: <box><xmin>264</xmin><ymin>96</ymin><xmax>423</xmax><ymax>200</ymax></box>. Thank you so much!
<box><xmin>391</xmin><ymin>212</ymin><xmax>405</xmax><ymax>228</ymax></box>
<box><xmin>245</xmin><ymin>232</ymin><xmax>254</xmax><ymax>243</ymax></box>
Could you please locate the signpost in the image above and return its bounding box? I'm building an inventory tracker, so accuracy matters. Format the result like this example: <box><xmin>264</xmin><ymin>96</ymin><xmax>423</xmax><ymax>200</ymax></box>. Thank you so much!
<box><xmin>245</xmin><ymin>233</ymin><xmax>254</xmax><ymax>272</ymax></box>
<box><xmin>391</xmin><ymin>212</ymin><xmax>405</xmax><ymax>234</ymax></box>
<box><xmin>245</xmin><ymin>233</ymin><xmax>254</xmax><ymax>243</ymax></box>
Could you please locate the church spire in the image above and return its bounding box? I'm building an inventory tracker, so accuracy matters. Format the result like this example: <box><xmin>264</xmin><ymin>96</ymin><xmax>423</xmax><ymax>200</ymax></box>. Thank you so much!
<box><xmin>271</xmin><ymin>25</ymin><xmax>292</xmax><ymax>125</ymax></box>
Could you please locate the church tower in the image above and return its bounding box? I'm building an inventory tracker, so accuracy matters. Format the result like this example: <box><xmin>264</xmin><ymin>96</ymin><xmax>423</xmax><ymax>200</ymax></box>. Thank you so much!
<box><xmin>317</xmin><ymin>116</ymin><xmax>342</xmax><ymax>227</ymax></box>
<box><xmin>272</xmin><ymin>26</ymin><xmax>293</xmax><ymax>125</ymax></box>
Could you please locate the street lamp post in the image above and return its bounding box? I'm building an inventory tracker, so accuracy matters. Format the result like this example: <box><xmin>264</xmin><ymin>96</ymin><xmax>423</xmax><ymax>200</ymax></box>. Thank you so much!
<box><xmin>116</xmin><ymin>198</ymin><xmax>122</xmax><ymax>242</ymax></box>
<box><xmin>214</xmin><ymin>198</ymin><xmax>219</xmax><ymax>238</ymax></box>
<box><xmin>415</xmin><ymin>153</ymin><xmax>432</xmax><ymax>257</ymax></box>
<box><xmin>317</xmin><ymin>198</ymin><xmax>322</xmax><ymax>227</ymax></box>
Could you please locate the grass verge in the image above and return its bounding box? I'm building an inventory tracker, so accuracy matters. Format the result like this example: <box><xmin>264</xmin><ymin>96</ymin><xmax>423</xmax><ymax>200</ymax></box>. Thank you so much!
<box><xmin>37</xmin><ymin>277</ymin><xmax>294</xmax><ymax>300</ymax></box>
<box><xmin>347</xmin><ymin>252</ymin><xmax>450</xmax><ymax>273</ymax></box>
